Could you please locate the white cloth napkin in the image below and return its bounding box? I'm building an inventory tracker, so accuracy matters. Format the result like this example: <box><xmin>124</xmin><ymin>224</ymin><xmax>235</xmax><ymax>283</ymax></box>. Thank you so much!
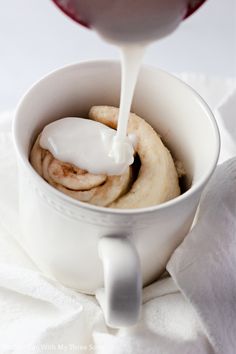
<box><xmin>0</xmin><ymin>75</ymin><xmax>236</xmax><ymax>354</ymax></box>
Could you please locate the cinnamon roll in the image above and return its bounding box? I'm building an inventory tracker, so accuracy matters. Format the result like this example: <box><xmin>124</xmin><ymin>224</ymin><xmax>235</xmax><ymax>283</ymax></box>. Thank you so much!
<box><xmin>30</xmin><ymin>106</ymin><xmax>181</xmax><ymax>208</ymax></box>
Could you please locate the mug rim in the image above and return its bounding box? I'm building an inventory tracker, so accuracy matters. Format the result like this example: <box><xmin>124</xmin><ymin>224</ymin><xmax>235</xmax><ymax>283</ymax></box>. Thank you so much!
<box><xmin>13</xmin><ymin>59</ymin><xmax>220</xmax><ymax>216</ymax></box>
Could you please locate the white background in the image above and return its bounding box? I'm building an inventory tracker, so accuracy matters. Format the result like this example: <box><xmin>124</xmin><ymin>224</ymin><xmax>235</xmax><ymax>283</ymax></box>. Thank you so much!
<box><xmin>0</xmin><ymin>0</ymin><xmax>235</xmax><ymax>111</ymax></box>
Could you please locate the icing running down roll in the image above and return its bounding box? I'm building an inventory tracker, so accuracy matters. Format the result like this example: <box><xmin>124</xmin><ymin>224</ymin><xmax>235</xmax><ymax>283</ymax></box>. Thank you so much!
<box><xmin>30</xmin><ymin>106</ymin><xmax>181</xmax><ymax>209</ymax></box>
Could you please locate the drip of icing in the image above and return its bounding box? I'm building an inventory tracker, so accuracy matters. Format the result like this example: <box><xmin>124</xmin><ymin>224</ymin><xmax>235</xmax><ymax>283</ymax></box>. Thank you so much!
<box><xmin>109</xmin><ymin>44</ymin><xmax>146</xmax><ymax>164</ymax></box>
<box><xmin>40</xmin><ymin>117</ymin><xmax>135</xmax><ymax>176</ymax></box>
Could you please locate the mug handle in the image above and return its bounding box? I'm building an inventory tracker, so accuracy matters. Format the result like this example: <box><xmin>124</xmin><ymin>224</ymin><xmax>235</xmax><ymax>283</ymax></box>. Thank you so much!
<box><xmin>96</xmin><ymin>235</ymin><xmax>142</xmax><ymax>328</ymax></box>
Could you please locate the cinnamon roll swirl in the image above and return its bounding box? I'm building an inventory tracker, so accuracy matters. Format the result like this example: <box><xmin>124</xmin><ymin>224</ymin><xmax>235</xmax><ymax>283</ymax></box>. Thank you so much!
<box><xmin>30</xmin><ymin>106</ymin><xmax>181</xmax><ymax>208</ymax></box>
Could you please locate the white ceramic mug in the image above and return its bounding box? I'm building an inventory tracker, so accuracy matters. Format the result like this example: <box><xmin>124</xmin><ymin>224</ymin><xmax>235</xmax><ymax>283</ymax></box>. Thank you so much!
<box><xmin>13</xmin><ymin>60</ymin><xmax>220</xmax><ymax>328</ymax></box>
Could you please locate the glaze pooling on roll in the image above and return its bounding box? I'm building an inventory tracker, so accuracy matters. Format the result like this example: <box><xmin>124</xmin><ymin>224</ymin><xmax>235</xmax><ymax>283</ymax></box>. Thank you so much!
<box><xmin>40</xmin><ymin>117</ymin><xmax>135</xmax><ymax>176</ymax></box>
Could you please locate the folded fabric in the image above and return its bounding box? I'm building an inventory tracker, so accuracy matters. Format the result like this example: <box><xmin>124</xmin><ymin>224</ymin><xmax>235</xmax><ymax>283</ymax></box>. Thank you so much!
<box><xmin>168</xmin><ymin>158</ymin><xmax>236</xmax><ymax>354</ymax></box>
<box><xmin>0</xmin><ymin>76</ymin><xmax>235</xmax><ymax>354</ymax></box>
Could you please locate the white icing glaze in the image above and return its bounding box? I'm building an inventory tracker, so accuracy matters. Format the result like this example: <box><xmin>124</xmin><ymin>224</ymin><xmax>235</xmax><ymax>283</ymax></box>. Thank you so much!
<box><xmin>40</xmin><ymin>45</ymin><xmax>146</xmax><ymax>176</ymax></box>
<box><xmin>40</xmin><ymin>117</ymin><xmax>135</xmax><ymax>176</ymax></box>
